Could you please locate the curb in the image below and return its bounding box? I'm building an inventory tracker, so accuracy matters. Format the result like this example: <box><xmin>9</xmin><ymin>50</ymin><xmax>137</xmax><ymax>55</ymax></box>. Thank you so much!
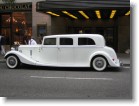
<box><xmin>122</xmin><ymin>64</ymin><xmax>130</xmax><ymax>66</ymax></box>
<box><xmin>0</xmin><ymin>60</ymin><xmax>5</xmax><ymax>63</ymax></box>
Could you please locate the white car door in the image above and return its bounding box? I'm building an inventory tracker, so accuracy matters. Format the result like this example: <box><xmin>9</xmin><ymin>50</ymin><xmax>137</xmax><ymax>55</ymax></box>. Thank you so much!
<box><xmin>74</xmin><ymin>37</ymin><xmax>96</xmax><ymax>66</ymax></box>
<box><xmin>40</xmin><ymin>38</ymin><xmax>58</xmax><ymax>65</ymax></box>
<box><xmin>58</xmin><ymin>37</ymin><xmax>74</xmax><ymax>66</ymax></box>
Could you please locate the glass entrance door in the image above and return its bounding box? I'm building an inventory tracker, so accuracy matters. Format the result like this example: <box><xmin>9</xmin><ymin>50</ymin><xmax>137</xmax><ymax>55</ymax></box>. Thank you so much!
<box><xmin>104</xmin><ymin>28</ymin><xmax>114</xmax><ymax>48</ymax></box>
<box><xmin>0</xmin><ymin>14</ymin><xmax>12</xmax><ymax>45</ymax></box>
<box><xmin>1</xmin><ymin>28</ymin><xmax>11</xmax><ymax>45</ymax></box>
<box><xmin>96</xmin><ymin>27</ymin><xmax>114</xmax><ymax>48</ymax></box>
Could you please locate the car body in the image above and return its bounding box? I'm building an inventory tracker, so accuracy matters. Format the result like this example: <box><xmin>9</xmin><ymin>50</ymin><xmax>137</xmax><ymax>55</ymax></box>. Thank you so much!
<box><xmin>5</xmin><ymin>34</ymin><xmax>120</xmax><ymax>71</ymax></box>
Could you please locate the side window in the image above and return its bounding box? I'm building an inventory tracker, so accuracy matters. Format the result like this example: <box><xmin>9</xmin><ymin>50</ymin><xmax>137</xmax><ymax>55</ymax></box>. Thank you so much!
<box><xmin>60</xmin><ymin>38</ymin><xmax>73</xmax><ymax>45</ymax></box>
<box><xmin>44</xmin><ymin>38</ymin><xmax>56</xmax><ymax>45</ymax></box>
<box><xmin>78</xmin><ymin>38</ymin><xmax>96</xmax><ymax>45</ymax></box>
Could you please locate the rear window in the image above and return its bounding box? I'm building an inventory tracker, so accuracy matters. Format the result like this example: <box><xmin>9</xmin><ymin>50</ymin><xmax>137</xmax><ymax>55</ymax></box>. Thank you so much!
<box><xmin>78</xmin><ymin>38</ymin><xmax>96</xmax><ymax>45</ymax></box>
<box><xmin>60</xmin><ymin>38</ymin><xmax>73</xmax><ymax>45</ymax></box>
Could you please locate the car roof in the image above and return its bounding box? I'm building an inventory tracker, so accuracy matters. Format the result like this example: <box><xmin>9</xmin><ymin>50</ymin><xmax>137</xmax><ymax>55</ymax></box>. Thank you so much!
<box><xmin>44</xmin><ymin>34</ymin><xmax>102</xmax><ymax>38</ymax></box>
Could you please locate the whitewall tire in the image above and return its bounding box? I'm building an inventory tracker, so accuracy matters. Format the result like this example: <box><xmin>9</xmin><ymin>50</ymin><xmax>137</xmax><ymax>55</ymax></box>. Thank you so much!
<box><xmin>92</xmin><ymin>56</ymin><xmax>107</xmax><ymax>71</ymax></box>
<box><xmin>6</xmin><ymin>55</ymin><xmax>20</xmax><ymax>69</ymax></box>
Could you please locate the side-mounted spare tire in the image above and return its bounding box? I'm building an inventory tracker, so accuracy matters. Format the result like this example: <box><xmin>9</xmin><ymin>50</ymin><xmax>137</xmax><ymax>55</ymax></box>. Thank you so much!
<box><xmin>6</xmin><ymin>55</ymin><xmax>20</xmax><ymax>69</ymax></box>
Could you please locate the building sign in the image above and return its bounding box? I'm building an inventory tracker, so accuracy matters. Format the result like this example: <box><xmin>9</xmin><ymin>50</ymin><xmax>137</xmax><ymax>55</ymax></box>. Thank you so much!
<box><xmin>0</xmin><ymin>3</ymin><xmax>32</xmax><ymax>12</ymax></box>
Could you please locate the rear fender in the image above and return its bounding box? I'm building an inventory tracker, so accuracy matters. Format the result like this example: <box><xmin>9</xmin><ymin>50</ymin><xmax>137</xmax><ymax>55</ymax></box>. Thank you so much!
<box><xmin>89</xmin><ymin>51</ymin><xmax>115</xmax><ymax>66</ymax></box>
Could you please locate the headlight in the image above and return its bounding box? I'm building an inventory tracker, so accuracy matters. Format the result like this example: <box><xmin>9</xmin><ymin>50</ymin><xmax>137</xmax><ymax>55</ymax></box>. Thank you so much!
<box><xmin>11</xmin><ymin>47</ymin><xmax>15</xmax><ymax>51</ymax></box>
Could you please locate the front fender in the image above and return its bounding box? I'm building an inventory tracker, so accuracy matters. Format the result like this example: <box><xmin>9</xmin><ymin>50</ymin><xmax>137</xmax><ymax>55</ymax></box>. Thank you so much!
<box><xmin>5</xmin><ymin>51</ymin><xmax>36</xmax><ymax>65</ymax></box>
<box><xmin>89</xmin><ymin>51</ymin><xmax>119</xmax><ymax>67</ymax></box>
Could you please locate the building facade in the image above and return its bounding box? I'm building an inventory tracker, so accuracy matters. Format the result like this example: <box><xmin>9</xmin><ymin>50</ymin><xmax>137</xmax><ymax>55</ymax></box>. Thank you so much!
<box><xmin>0</xmin><ymin>0</ymin><xmax>130</xmax><ymax>53</ymax></box>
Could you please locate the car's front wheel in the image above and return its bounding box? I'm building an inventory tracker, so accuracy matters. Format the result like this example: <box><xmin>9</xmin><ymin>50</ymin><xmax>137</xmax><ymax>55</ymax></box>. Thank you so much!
<box><xmin>91</xmin><ymin>56</ymin><xmax>107</xmax><ymax>71</ymax></box>
<box><xmin>6</xmin><ymin>55</ymin><xmax>20</xmax><ymax>69</ymax></box>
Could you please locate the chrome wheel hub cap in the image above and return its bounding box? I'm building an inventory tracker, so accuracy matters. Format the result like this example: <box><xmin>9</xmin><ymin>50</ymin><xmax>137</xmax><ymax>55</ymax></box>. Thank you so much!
<box><xmin>8</xmin><ymin>58</ymin><xmax>16</xmax><ymax>66</ymax></box>
<box><xmin>95</xmin><ymin>60</ymin><xmax>104</xmax><ymax>68</ymax></box>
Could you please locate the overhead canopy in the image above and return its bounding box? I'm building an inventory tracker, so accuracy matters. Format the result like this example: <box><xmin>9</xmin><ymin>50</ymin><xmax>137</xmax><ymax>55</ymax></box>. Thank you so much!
<box><xmin>36</xmin><ymin>0</ymin><xmax>130</xmax><ymax>20</ymax></box>
<box><xmin>37</xmin><ymin>0</ymin><xmax>130</xmax><ymax>10</ymax></box>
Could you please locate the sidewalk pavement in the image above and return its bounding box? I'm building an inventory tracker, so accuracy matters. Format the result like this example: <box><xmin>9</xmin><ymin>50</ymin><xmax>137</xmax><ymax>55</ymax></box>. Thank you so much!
<box><xmin>0</xmin><ymin>53</ymin><xmax>130</xmax><ymax>65</ymax></box>
<box><xmin>117</xmin><ymin>53</ymin><xmax>130</xmax><ymax>65</ymax></box>
<box><xmin>0</xmin><ymin>54</ymin><xmax>5</xmax><ymax>63</ymax></box>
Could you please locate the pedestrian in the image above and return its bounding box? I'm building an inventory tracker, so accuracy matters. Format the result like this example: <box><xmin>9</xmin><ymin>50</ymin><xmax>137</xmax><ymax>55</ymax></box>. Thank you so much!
<box><xmin>23</xmin><ymin>36</ymin><xmax>28</xmax><ymax>45</ymax></box>
<box><xmin>0</xmin><ymin>35</ymin><xmax>6</xmax><ymax>55</ymax></box>
<box><xmin>38</xmin><ymin>34</ymin><xmax>43</xmax><ymax>44</ymax></box>
<box><xmin>28</xmin><ymin>36</ymin><xmax>37</xmax><ymax>45</ymax></box>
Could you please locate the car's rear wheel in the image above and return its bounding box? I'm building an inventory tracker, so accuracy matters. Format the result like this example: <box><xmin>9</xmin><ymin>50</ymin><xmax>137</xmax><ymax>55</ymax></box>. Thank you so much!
<box><xmin>91</xmin><ymin>56</ymin><xmax>107</xmax><ymax>71</ymax></box>
<box><xmin>6</xmin><ymin>55</ymin><xmax>20</xmax><ymax>69</ymax></box>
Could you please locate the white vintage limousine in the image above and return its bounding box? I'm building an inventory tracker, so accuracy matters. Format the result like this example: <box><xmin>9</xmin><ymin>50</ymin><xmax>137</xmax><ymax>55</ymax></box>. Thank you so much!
<box><xmin>5</xmin><ymin>34</ymin><xmax>120</xmax><ymax>71</ymax></box>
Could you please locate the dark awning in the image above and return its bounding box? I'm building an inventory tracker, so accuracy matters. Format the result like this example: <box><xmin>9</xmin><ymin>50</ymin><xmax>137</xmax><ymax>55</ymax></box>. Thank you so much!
<box><xmin>36</xmin><ymin>0</ymin><xmax>130</xmax><ymax>11</ymax></box>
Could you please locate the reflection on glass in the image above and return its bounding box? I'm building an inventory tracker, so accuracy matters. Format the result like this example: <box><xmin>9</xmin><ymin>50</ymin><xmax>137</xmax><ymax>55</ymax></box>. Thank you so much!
<box><xmin>2</xmin><ymin>15</ymin><xmax>11</xmax><ymax>27</ymax></box>
<box><xmin>12</xmin><ymin>12</ymin><xmax>32</xmax><ymax>44</ymax></box>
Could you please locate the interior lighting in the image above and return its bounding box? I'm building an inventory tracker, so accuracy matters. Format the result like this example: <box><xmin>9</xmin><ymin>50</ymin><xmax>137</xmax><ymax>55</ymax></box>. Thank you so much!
<box><xmin>110</xmin><ymin>10</ymin><xmax>116</xmax><ymax>19</ymax></box>
<box><xmin>125</xmin><ymin>10</ymin><xmax>130</xmax><ymax>16</ymax></box>
<box><xmin>95</xmin><ymin>10</ymin><xmax>101</xmax><ymax>19</ymax></box>
<box><xmin>62</xmin><ymin>11</ymin><xmax>78</xmax><ymax>19</ymax></box>
<box><xmin>46</xmin><ymin>11</ymin><xmax>60</xmax><ymax>17</ymax></box>
<box><xmin>78</xmin><ymin>11</ymin><xmax>89</xmax><ymax>19</ymax></box>
<box><xmin>6</xmin><ymin>17</ymin><xmax>17</xmax><ymax>22</ymax></box>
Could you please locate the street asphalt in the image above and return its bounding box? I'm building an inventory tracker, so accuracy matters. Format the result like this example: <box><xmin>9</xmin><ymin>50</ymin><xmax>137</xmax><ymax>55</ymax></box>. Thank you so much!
<box><xmin>0</xmin><ymin>62</ymin><xmax>132</xmax><ymax>99</ymax></box>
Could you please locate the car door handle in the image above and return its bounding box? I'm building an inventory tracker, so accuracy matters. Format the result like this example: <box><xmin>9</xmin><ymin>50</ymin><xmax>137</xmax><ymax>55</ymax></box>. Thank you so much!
<box><xmin>58</xmin><ymin>47</ymin><xmax>60</xmax><ymax>50</ymax></box>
